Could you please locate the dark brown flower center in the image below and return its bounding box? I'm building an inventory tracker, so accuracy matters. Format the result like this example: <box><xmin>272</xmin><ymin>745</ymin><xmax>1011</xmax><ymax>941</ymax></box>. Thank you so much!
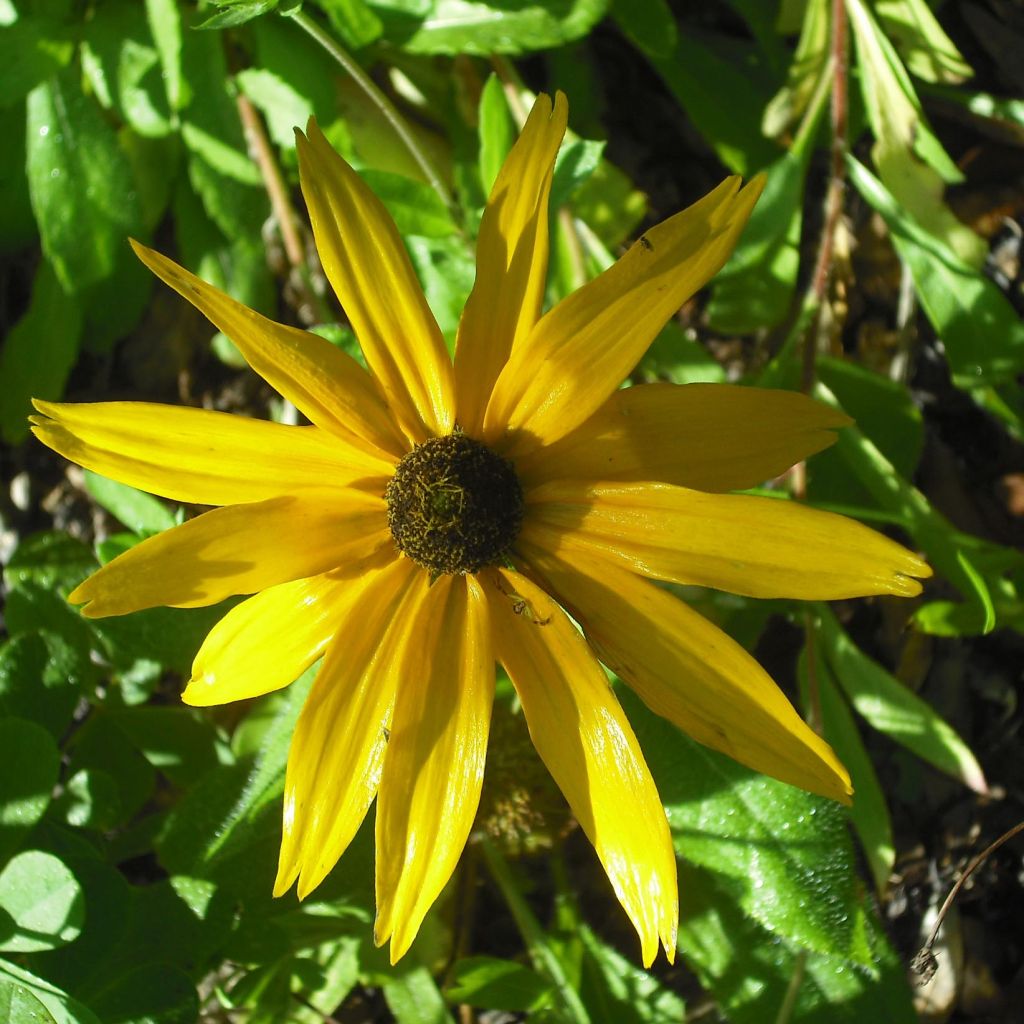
<box><xmin>385</xmin><ymin>433</ymin><xmax>523</xmax><ymax>576</ymax></box>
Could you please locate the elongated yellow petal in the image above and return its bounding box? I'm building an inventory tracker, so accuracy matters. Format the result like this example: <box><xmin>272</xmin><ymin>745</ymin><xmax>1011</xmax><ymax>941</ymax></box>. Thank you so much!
<box><xmin>525</xmin><ymin>481</ymin><xmax>931</xmax><ymax>599</ymax></box>
<box><xmin>521</xmin><ymin>543</ymin><xmax>852</xmax><ymax>803</ymax></box>
<box><xmin>374</xmin><ymin>575</ymin><xmax>493</xmax><ymax>963</ymax></box>
<box><xmin>31</xmin><ymin>400</ymin><xmax>392</xmax><ymax>507</ymax></box>
<box><xmin>184</xmin><ymin>571</ymin><xmax>357</xmax><ymax>706</ymax></box>
<box><xmin>484</xmin><ymin>568</ymin><xmax>677</xmax><ymax>967</ymax></box>
<box><xmin>130</xmin><ymin>241</ymin><xmax>405</xmax><ymax>456</ymax></box>
<box><xmin>297</xmin><ymin>122</ymin><xmax>455</xmax><ymax>441</ymax></box>
<box><xmin>484</xmin><ymin>175</ymin><xmax>764</xmax><ymax>453</ymax></box>
<box><xmin>69</xmin><ymin>491</ymin><xmax>390</xmax><ymax>617</ymax></box>
<box><xmin>275</xmin><ymin>558</ymin><xmax>420</xmax><ymax>899</ymax></box>
<box><xmin>454</xmin><ymin>92</ymin><xmax>568</xmax><ymax>435</ymax></box>
<box><xmin>515</xmin><ymin>383</ymin><xmax>851</xmax><ymax>492</ymax></box>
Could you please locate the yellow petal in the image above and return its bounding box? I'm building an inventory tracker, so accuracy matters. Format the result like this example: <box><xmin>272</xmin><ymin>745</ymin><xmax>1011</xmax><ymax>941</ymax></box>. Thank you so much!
<box><xmin>484</xmin><ymin>175</ymin><xmax>765</xmax><ymax>453</ymax></box>
<box><xmin>183</xmin><ymin>571</ymin><xmax>358</xmax><ymax>706</ymax></box>
<box><xmin>374</xmin><ymin>575</ymin><xmax>493</xmax><ymax>963</ymax></box>
<box><xmin>525</xmin><ymin>480</ymin><xmax>931</xmax><ymax>599</ymax></box>
<box><xmin>454</xmin><ymin>92</ymin><xmax>568</xmax><ymax>435</ymax></box>
<box><xmin>521</xmin><ymin>542</ymin><xmax>852</xmax><ymax>803</ymax></box>
<box><xmin>484</xmin><ymin>568</ymin><xmax>677</xmax><ymax>967</ymax></box>
<box><xmin>69</xmin><ymin>491</ymin><xmax>390</xmax><ymax>617</ymax></box>
<box><xmin>275</xmin><ymin>558</ymin><xmax>420</xmax><ymax>899</ymax></box>
<box><xmin>515</xmin><ymin>382</ymin><xmax>851</xmax><ymax>492</ymax></box>
<box><xmin>130</xmin><ymin>241</ymin><xmax>405</xmax><ymax>457</ymax></box>
<box><xmin>297</xmin><ymin>122</ymin><xmax>455</xmax><ymax>441</ymax></box>
<box><xmin>31</xmin><ymin>400</ymin><xmax>392</xmax><ymax>507</ymax></box>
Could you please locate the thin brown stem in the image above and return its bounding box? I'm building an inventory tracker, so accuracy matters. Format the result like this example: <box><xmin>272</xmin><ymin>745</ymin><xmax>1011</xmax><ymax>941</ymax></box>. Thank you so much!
<box><xmin>801</xmin><ymin>0</ymin><xmax>849</xmax><ymax>393</ymax></box>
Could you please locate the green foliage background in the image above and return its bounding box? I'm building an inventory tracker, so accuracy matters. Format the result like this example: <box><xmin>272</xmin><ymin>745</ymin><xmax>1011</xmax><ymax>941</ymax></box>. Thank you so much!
<box><xmin>1</xmin><ymin>0</ymin><xmax>1023</xmax><ymax>1021</ymax></box>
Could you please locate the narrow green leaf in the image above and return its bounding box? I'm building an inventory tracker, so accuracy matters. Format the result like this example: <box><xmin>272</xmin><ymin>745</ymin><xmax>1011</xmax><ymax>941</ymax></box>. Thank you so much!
<box><xmin>550</xmin><ymin>137</ymin><xmax>605</xmax><ymax>211</ymax></box>
<box><xmin>26</xmin><ymin>71</ymin><xmax>144</xmax><ymax>292</ymax></box>
<box><xmin>0</xmin><ymin>260</ymin><xmax>82</xmax><ymax>444</ymax></box>
<box><xmin>195</xmin><ymin>0</ymin><xmax>279</xmax><ymax>30</ymax></box>
<box><xmin>146</xmin><ymin>0</ymin><xmax>188</xmax><ymax>110</ymax></box>
<box><xmin>818</xmin><ymin>606</ymin><xmax>987</xmax><ymax>793</ymax></box>
<box><xmin>371</xmin><ymin>0</ymin><xmax>610</xmax><ymax>56</ymax></box>
<box><xmin>800</xmin><ymin>646</ymin><xmax>894</xmax><ymax>894</ymax></box>
<box><xmin>360</xmin><ymin>169</ymin><xmax>457</xmax><ymax>238</ymax></box>
<box><xmin>0</xmin><ymin>719</ymin><xmax>60</xmax><ymax>863</ymax></box>
<box><xmin>875</xmin><ymin>0</ymin><xmax>972</xmax><ymax>84</ymax></box>
<box><xmin>478</xmin><ymin>73</ymin><xmax>515</xmax><ymax>195</ymax></box>
<box><xmin>83</xmin><ymin>471</ymin><xmax>177</xmax><ymax>535</ymax></box>
<box><xmin>381</xmin><ymin>963</ymin><xmax>449</xmax><ymax>1024</ymax></box>
<box><xmin>236</xmin><ymin>67</ymin><xmax>313</xmax><ymax>151</ymax></box>
<box><xmin>445</xmin><ymin>957</ymin><xmax>554</xmax><ymax>1012</ymax></box>
<box><xmin>0</xmin><ymin>851</ymin><xmax>84</xmax><ymax>953</ymax></box>
<box><xmin>847</xmin><ymin>156</ymin><xmax>1024</xmax><ymax>387</ymax></box>
<box><xmin>315</xmin><ymin>0</ymin><xmax>384</xmax><ymax>48</ymax></box>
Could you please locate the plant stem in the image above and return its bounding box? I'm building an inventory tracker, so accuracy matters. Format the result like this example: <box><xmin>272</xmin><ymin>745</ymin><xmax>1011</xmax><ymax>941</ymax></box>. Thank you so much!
<box><xmin>286</xmin><ymin>8</ymin><xmax>457</xmax><ymax>219</ymax></box>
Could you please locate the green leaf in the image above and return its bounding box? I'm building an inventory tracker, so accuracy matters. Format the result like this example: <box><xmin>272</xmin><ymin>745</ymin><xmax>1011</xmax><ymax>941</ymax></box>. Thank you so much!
<box><xmin>236</xmin><ymin>67</ymin><xmax>312</xmax><ymax>151</ymax></box>
<box><xmin>0</xmin><ymin>851</ymin><xmax>84</xmax><ymax>953</ymax></box>
<box><xmin>0</xmin><ymin>633</ymin><xmax>89</xmax><ymax>740</ymax></box>
<box><xmin>578</xmin><ymin>925</ymin><xmax>685</xmax><ymax>1022</ymax></box>
<box><xmin>315</xmin><ymin>0</ymin><xmax>384</xmax><ymax>48</ymax></box>
<box><xmin>26</xmin><ymin>70</ymin><xmax>144</xmax><ymax>293</ymax></box>
<box><xmin>799</xmin><ymin>647</ymin><xmax>894</xmax><ymax>895</ymax></box>
<box><xmin>0</xmin><ymin>979</ymin><xmax>59</xmax><ymax>1024</ymax></box>
<box><xmin>847</xmin><ymin>156</ymin><xmax>1024</xmax><ymax>387</ymax></box>
<box><xmin>87</xmin><ymin>965</ymin><xmax>198</xmax><ymax>1024</ymax></box>
<box><xmin>446</xmin><ymin>957</ymin><xmax>554</xmax><ymax>1012</ymax></box>
<box><xmin>550</xmin><ymin>137</ymin><xmax>605</xmax><ymax>211</ymax></box>
<box><xmin>763</xmin><ymin>0</ymin><xmax>829</xmax><ymax>138</ymax></box>
<box><xmin>145</xmin><ymin>0</ymin><xmax>188</xmax><ymax>110</ymax></box>
<box><xmin>610</xmin><ymin>0</ymin><xmax>676</xmax><ymax>59</ymax></box>
<box><xmin>406</xmin><ymin>235</ymin><xmax>476</xmax><ymax>345</ymax></box>
<box><xmin>4</xmin><ymin>532</ymin><xmax>95</xmax><ymax>595</ymax></box>
<box><xmin>371</xmin><ymin>0</ymin><xmax>610</xmax><ymax>55</ymax></box>
<box><xmin>620</xmin><ymin>688</ymin><xmax>873</xmax><ymax>966</ymax></box>
<box><xmin>0</xmin><ymin>962</ymin><xmax>99</xmax><ymax>1024</ymax></box>
<box><xmin>196</xmin><ymin>0</ymin><xmax>280</xmax><ymax>30</ymax></box>
<box><xmin>83</xmin><ymin>471</ymin><xmax>177</xmax><ymax>535</ymax></box>
<box><xmin>0</xmin><ymin>719</ymin><xmax>60</xmax><ymax>863</ymax></box>
<box><xmin>477</xmin><ymin>73</ymin><xmax>515</xmax><ymax>195</ymax></box>
<box><xmin>81</xmin><ymin>0</ymin><xmax>172</xmax><ymax>138</ymax></box>
<box><xmin>678</xmin><ymin>864</ymin><xmax>917</xmax><ymax>1023</ymax></box>
<box><xmin>639</xmin><ymin>321</ymin><xmax>726</xmax><ymax>384</ymax></box>
<box><xmin>0</xmin><ymin>16</ymin><xmax>73</xmax><ymax>108</ymax></box>
<box><xmin>817</xmin><ymin>606</ymin><xmax>987</xmax><ymax>793</ymax></box>
<box><xmin>875</xmin><ymin>0</ymin><xmax>972</xmax><ymax>84</ymax></box>
<box><xmin>360</xmin><ymin>169</ymin><xmax>457</xmax><ymax>238</ymax></box>
<box><xmin>52</xmin><ymin>770</ymin><xmax>122</xmax><ymax>832</ymax></box>
<box><xmin>0</xmin><ymin>260</ymin><xmax>82</xmax><ymax>443</ymax></box>
<box><xmin>381</xmin><ymin>962</ymin><xmax>449</xmax><ymax>1024</ymax></box>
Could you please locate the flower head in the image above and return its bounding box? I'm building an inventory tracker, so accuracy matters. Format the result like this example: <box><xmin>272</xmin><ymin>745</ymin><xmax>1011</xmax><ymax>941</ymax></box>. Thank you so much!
<box><xmin>31</xmin><ymin>93</ymin><xmax>930</xmax><ymax>966</ymax></box>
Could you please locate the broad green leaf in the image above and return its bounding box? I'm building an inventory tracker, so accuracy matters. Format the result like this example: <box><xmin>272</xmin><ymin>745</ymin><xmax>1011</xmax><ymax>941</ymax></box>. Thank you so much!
<box><xmin>4</xmin><ymin>531</ymin><xmax>95</xmax><ymax>595</ymax></box>
<box><xmin>83</xmin><ymin>471</ymin><xmax>177</xmax><ymax>535</ymax></box>
<box><xmin>196</xmin><ymin>0</ymin><xmax>280</xmax><ymax>30</ymax></box>
<box><xmin>370</xmin><ymin>0</ymin><xmax>610</xmax><ymax>55</ymax></box>
<box><xmin>0</xmin><ymin>962</ymin><xmax>100</xmax><ymax>1024</ymax></box>
<box><xmin>478</xmin><ymin>73</ymin><xmax>515</xmax><ymax>195</ymax></box>
<box><xmin>679</xmin><ymin>864</ymin><xmax>917</xmax><ymax>1023</ymax></box>
<box><xmin>0</xmin><ymin>260</ymin><xmax>81</xmax><ymax>444</ymax></box>
<box><xmin>799</xmin><ymin>648</ymin><xmax>894</xmax><ymax>895</ymax></box>
<box><xmin>846</xmin><ymin>0</ymin><xmax>984</xmax><ymax>266</ymax></box>
<box><xmin>381</xmin><ymin>962</ymin><xmax>449</xmax><ymax>1024</ymax></box>
<box><xmin>818</xmin><ymin>606</ymin><xmax>987</xmax><ymax>793</ymax></box>
<box><xmin>0</xmin><ymin>851</ymin><xmax>84</xmax><ymax>953</ymax></box>
<box><xmin>0</xmin><ymin>16</ymin><xmax>73</xmax><ymax>108</ymax></box>
<box><xmin>26</xmin><ymin>70</ymin><xmax>144</xmax><ymax>293</ymax></box>
<box><xmin>360</xmin><ymin>169</ymin><xmax>457</xmax><ymax>238</ymax></box>
<box><xmin>406</xmin><ymin>235</ymin><xmax>476</xmax><ymax>345</ymax></box>
<box><xmin>621</xmin><ymin>688</ymin><xmax>873</xmax><ymax>966</ymax></box>
<box><xmin>875</xmin><ymin>0</ymin><xmax>972</xmax><ymax>84</ymax></box>
<box><xmin>610</xmin><ymin>0</ymin><xmax>676</xmax><ymax>58</ymax></box>
<box><xmin>847</xmin><ymin>157</ymin><xmax>1024</xmax><ymax>387</ymax></box>
<box><xmin>0</xmin><ymin>104</ymin><xmax>36</xmax><ymax>251</ymax></box>
<box><xmin>86</xmin><ymin>965</ymin><xmax>198</xmax><ymax>1024</ymax></box>
<box><xmin>0</xmin><ymin>633</ymin><xmax>89</xmax><ymax>740</ymax></box>
<box><xmin>0</xmin><ymin>718</ymin><xmax>60</xmax><ymax>863</ymax></box>
<box><xmin>446</xmin><ymin>957</ymin><xmax>554</xmax><ymax>1012</ymax></box>
<box><xmin>640</xmin><ymin>321</ymin><xmax>726</xmax><ymax>385</ymax></box>
<box><xmin>0</xmin><ymin>979</ymin><xmax>58</xmax><ymax>1024</ymax></box>
<box><xmin>52</xmin><ymin>770</ymin><xmax>122</xmax><ymax>832</ymax></box>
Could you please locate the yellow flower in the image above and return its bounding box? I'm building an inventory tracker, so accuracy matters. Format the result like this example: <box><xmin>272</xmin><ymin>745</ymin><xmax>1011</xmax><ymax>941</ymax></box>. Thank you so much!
<box><xmin>31</xmin><ymin>93</ymin><xmax>930</xmax><ymax>967</ymax></box>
